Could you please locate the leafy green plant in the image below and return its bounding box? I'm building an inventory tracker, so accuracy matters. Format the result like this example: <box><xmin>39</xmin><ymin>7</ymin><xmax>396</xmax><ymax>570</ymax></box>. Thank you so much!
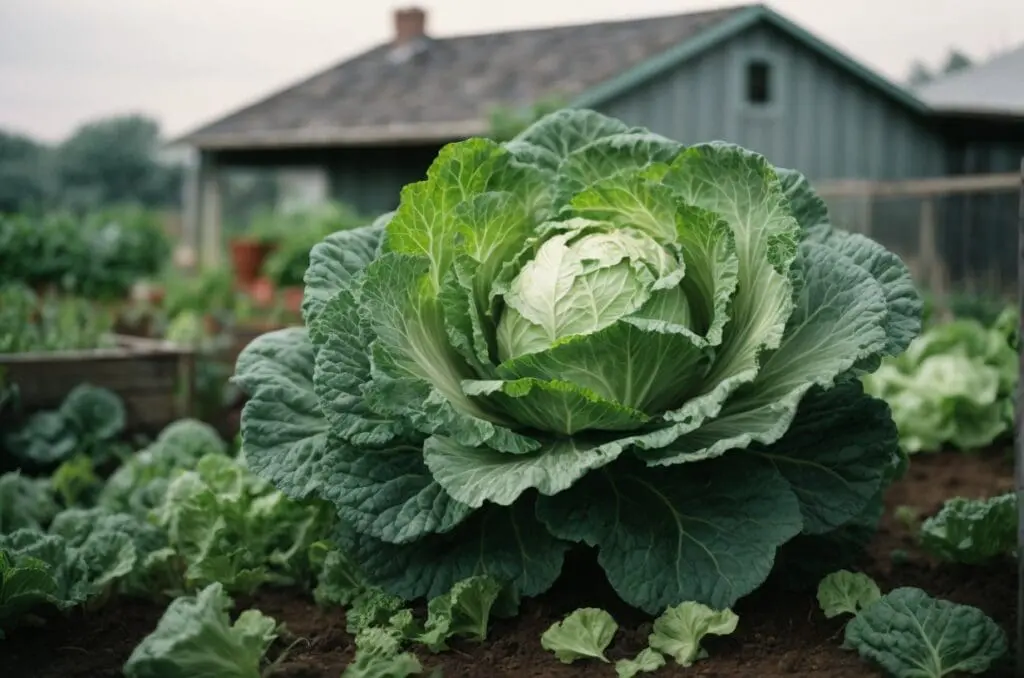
<box><xmin>615</xmin><ymin>648</ymin><xmax>666</xmax><ymax>678</ymax></box>
<box><xmin>150</xmin><ymin>453</ymin><xmax>333</xmax><ymax>595</ymax></box>
<box><xmin>843</xmin><ymin>587</ymin><xmax>1006</xmax><ymax>678</ymax></box>
<box><xmin>235</xmin><ymin>109</ymin><xmax>919</xmax><ymax>614</ymax></box>
<box><xmin>99</xmin><ymin>418</ymin><xmax>227</xmax><ymax>517</ymax></box>
<box><xmin>164</xmin><ymin>311</ymin><xmax>239</xmax><ymax>420</ymax></box>
<box><xmin>892</xmin><ymin>505</ymin><xmax>920</xmax><ymax>531</ymax></box>
<box><xmin>647</xmin><ymin>601</ymin><xmax>739</xmax><ymax>667</ymax></box>
<box><xmin>0</xmin><ymin>551</ymin><xmax>57</xmax><ymax>639</ymax></box>
<box><xmin>0</xmin><ymin>283</ymin><xmax>114</xmax><ymax>353</ymax></box>
<box><xmin>416</xmin><ymin>574</ymin><xmax>502</xmax><ymax>650</ymax></box>
<box><xmin>0</xmin><ymin>207</ymin><xmax>170</xmax><ymax>300</ymax></box>
<box><xmin>261</xmin><ymin>202</ymin><xmax>368</xmax><ymax>287</ymax></box>
<box><xmin>343</xmin><ymin>642</ymin><xmax>423</xmax><ymax>678</ymax></box>
<box><xmin>863</xmin><ymin>308</ymin><xmax>1017</xmax><ymax>453</ymax></box>
<box><xmin>0</xmin><ymin>213</ymin><xmax>87</xmax><ymax>291</ymax></box>
<box><xmin>122</xmin><ymin>582</ymin><xmax>279</xmax><ymax>678</ymax></box>
<box><xmin>541</xmin><ymin>608</ymin><xmax>618</xmax><ymax>664</ymax></box>
<box><xmin>50</xmin><ymin>454</ymin><xmax>102</xmax><ymax>508</ymax></box>
<box><xmin>816</xmin><ymin>571</ymin><xmax>1008</xmax><ymax>677</ymax></box>
<box><xmin>816</xmin><ymin>570</ymin><xmax>881</xmax><ymax>618</ymax></box>
<box><xmin>919</xmin><ymin>492</ymin><xmax>1016</xmax><ymax>564</ymax></box>
<box><xmin>244</xmin><ymin>209</ymin><xmax>293</xmax><ymax>246</ymax></box>
<box><xmin>923</xmin><ymin>291</ymin><xmax>1012</xmax><ymax>328</ymax></box>
<box><xmin>84</xmin><ymin>205</ymin><xmax>171</xmax><ymax>289</ymax></box>
<box><xmin>539</xmin><ymin>601</ymin><xmax>737</xmax><ymax>672</ymax></box>
<box><xmin>311</xmin><ymin>539</ymin><xmax>506</xmax><ymax>664</ymax></box>
<box><xmin>4</xmin><ymin>384</ymin><xmax>126</xmax><ymax>466</ymax></box>
<box><xmin>0</xmin><ymin>472</ymin><xmax>58</xmax><ymax>535</ymax></box>
<box><xmin>47</xmin><ymin>507</ymin><xmax>170</xmax><ymax>596</ymax></box>
<box><xmin>162</xmin><ymin>266</ymin><xmax>236</xmax><ymax>319</ymax></box>
<box><xmin>0</xmin><ymin>515</ymin><xmax>149</xmax><ymax>635</ymax></box>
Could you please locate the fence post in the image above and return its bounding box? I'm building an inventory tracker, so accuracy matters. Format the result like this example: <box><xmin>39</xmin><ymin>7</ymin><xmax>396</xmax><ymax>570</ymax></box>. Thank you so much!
<box><xmin>859</xmin><ymin>191</ymin><xmax>873</xmax><ymax>239</ymax></box>
<box><xmin>918</xmin><ymin>198</ymin><xmax>947</xmax><ymax>319</ymax></box>
<box><xmin>1016</xmin><ymin>156</ymin><xmax>1024</xmax><ymax>677</ymax></box>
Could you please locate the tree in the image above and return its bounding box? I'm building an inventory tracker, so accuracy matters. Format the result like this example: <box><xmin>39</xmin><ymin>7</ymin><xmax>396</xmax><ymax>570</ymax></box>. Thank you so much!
<box><xmin>55</xmin><ymin>114</ymin><xmax>182</xmax><ymax>210</ymax></box>
<box><xmin>906</xmin><ymin>48</ymin><xmax>974</xmax><ymax>88</ymax></box>
<box><xmin>941</xmin><ymin>49</ymin><xmax>973</xmax><ymax>75</ymax></box>
<box><xmin>0</xmin><ymin>131</ymin><xmax>54</xmax><ymax>213</ymax></box>
<box><xmin>906</xmin><ymin>60</ymin><xmax>933</xmax><ymax>87</ymax></box>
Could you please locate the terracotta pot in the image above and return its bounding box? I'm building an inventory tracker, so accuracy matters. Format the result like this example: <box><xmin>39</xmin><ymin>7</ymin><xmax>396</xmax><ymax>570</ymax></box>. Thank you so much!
<box><xmin>229</xmin><ymin>238</ymin><xmax>275</xmax><ymax>285</ymax></box>
<box><xmin>248</xmin><ymin>277</ymin><xmax>275</xmax><ymax>307</ymax></box>
<box><xmin>203</xmin><ymin>314</ymin><xmax>223</xmax><ymax>336</ymax></box>
<box><xmin>282</xmin><ymin>286</ymin><xmax>304</xmax><ymax>313</ymax></box>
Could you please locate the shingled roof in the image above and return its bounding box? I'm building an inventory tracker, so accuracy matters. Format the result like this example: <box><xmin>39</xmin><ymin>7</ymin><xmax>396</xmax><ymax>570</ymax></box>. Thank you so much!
<box><xmin>181</xmin><ymin>5</ymin><xmax>749</xmax><ymax>149</ymax></box>
<box><xmin>183</xmin><ymin>3</ymin><xmax>929</xmax><ymax>150</ymax></box>
<box><xmin>915</xmin><ymin>43</ymin><xmax>1024</xmax><ymax>118</ymax></box>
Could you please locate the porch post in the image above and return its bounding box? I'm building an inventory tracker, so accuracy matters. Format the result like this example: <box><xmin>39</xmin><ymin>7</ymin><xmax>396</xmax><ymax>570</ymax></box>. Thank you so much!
<box><xmin>197</xmin><ymin>150</ymin><xmax>224</xmax><ymax>267</ymax></box>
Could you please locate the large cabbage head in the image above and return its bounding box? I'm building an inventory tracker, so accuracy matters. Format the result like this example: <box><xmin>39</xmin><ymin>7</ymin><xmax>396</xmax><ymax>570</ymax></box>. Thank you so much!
<box><xmin>235</xmin><ymin>109</ymin><xmax>921</xmax><ymax>614</ymax></box>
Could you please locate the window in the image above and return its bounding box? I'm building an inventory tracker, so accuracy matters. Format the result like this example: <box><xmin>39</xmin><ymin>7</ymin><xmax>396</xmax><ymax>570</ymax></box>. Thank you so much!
<box><xmin>745</xmin><ymin>59</ymin><xmax>772</xmax><ymax>105</ymax></box>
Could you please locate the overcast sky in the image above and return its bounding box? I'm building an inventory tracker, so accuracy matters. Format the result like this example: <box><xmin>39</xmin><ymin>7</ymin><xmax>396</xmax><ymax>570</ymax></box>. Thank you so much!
<box><xmin>1</xmin><ymin>0</ymin><xmax>1021</xmax><ymax>142</ymax></box>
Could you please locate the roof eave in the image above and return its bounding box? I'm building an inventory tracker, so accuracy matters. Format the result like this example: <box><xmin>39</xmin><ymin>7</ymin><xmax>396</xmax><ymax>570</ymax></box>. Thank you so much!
<box><xmin>572</xmin><ymin>4</ymin><xmax>930</xmax><ymax>116</ymax></box>
<box><xmin>179</xmin><ymin>119</ymin><xmax>490</xmax><ymax>150</ymax></box>
<box><xmin>927</xmin><ymin>105</ymin><xmax>1024</xmax><ymax>122</ymax></box>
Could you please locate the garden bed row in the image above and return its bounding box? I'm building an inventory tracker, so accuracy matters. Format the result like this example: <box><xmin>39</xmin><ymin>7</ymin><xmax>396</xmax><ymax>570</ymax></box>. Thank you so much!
<box><xmin>2</xmin><ymin>448</ymin><xmax>1013</xmax><ymax>678</ymax></box>
<box><xmin>1</xmin><ymin>335</ymin><xmax>194</xmax><ymax>432</ymax></box>
<box><xmin>2</xmin><ymin>314</ymin><xmax>288</xmax><ymax>434</ymax></box>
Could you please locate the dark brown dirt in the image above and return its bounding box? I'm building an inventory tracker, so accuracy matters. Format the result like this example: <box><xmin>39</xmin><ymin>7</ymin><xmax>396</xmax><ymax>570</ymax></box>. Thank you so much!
<box><xmin>1</xmin><ymin>449</ymin><xmax>1015</xmax><ymax>678</ymax></box>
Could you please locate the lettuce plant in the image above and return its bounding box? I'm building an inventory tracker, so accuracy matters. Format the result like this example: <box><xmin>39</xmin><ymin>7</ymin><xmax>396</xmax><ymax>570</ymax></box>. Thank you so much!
<box><xmin>920</xmin><ymin>492</ymin><xmax>1016</xmax><ymax>564</ymax></box>
<box><xmin>151</xmin><ymin>453</ymin><xmax>333</xmax><ymax>595</ymax></box>
<box><xmin>863</xmin><ymin>308</ymin><xmax>1017</xmax><ymax>453</ymax></box>
<box><xmin>541</xmin><ymin>608</ymin><xmax>618</xmax><ymax>663</ymax></box>
<box><xmin>123</xmin><ymin>583</ymin><xmax>279</xmax><ymax>678</ymax></box>
<box><xmin>235</xmin><ymin>109</ymin><xmax>919</xmax><ymax>613</ymax></box>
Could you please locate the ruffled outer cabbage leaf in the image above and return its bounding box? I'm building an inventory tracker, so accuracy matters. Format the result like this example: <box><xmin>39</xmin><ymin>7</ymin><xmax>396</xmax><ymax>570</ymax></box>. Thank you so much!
<box><xmin>235</xmin><ymin>109</ymin><xmax>919</xmax><ymax>614</ymax></box>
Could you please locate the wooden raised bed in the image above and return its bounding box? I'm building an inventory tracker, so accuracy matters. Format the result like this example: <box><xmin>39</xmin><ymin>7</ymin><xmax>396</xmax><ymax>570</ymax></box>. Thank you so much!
<box><xmin>223</xmin><ymin>321</ymin><xmax>291</xmax><ymax>367</ymax></box>
<box><xmin>0</xmin><ymin>335</ymin><xmax>195</xmax><ymax>432</ymax></box>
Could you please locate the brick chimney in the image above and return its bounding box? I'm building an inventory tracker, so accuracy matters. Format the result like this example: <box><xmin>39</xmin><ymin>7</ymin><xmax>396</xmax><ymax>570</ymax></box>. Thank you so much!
<box><xmin>393</xmin><ymin>7</ymin><xmax>427</xmax><ymax>45</ymax></box>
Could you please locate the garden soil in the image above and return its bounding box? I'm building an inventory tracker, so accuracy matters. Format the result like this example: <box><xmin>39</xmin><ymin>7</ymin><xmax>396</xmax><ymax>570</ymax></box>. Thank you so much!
<box><xmin>2</xmin><ymin>448</ymin><xmax>1016</xmax><ymax>678</ymax></box>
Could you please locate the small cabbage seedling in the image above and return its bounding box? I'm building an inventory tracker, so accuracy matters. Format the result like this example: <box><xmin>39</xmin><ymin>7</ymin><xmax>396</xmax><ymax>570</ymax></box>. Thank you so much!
<box><xmin>648</xmin><ymin>601</ymin><xmax>738</xmax><ymax>667</ymax></box>
<box><xmin>615</xmin><ymin>647</ymin><xmax>666</xmax><ymax>678</ymax></box>
<box><xmin>843</xmin><ymin>587</ymin><xmax>1007</xmax><ymax>678</ymax></box>
<box><xmin>816</xmin><ymin>570</ymin><xmax>881</xmax><ymax>619</ymax></box>
<box><xmin>541</xmin><ymin>607</ymin><xmax>618</xmax><ymax>663</ymax></box>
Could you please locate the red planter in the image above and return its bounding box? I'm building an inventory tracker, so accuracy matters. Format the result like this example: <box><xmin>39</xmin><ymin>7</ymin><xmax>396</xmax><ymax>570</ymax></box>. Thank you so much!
<box><xmin>282</xmin><ymin>286</ymin><xmax>304</xmax><ymax>314</ymax></box>
<box><xmin>229</xmin><ymin>238</ymin><xmax>275</xmax><ymax>285</ymax></box>
<box><xmin>248</xmin><ymin>277</ymin><xmax>275</xmax><ymax>307</ymax></box>
<box><xmin>203</xmin><ymin>313</ymin><xmax>225</xmax><ymax>336</ymax></box>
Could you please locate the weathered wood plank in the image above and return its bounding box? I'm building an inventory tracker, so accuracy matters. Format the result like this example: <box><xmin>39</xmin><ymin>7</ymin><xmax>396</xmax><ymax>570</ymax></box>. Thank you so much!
<box><xmin>0</xmin><ymin>335</ymin><xmax>195</xmax><ymax>432</ymax></box>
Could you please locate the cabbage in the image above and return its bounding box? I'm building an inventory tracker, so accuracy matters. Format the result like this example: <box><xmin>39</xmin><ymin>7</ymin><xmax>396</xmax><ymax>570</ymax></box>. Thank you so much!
<box><xmin>234</xmin><ymin>109</ymin><xmax>920</xmax><ymax>613</ymax></box>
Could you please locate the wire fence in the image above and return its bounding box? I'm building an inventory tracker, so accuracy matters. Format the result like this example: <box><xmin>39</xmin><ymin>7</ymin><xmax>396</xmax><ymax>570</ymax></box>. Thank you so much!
<box><xmin>816</xmin><ymin>172</ymin><xmax>1020</xmax><ymax>313</ymax></box>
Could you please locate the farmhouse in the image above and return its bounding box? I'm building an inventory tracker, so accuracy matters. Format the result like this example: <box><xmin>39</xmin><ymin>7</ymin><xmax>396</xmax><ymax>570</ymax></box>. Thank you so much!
<box><xmin>915</xmin><ymin>42</ymin><xmax>1024</xmax><ymax>174</ymax></box>
<box><xmin>180</xmin><ymin>3</ymin><xmax>1024</xmax><ymax>278</ymax></box>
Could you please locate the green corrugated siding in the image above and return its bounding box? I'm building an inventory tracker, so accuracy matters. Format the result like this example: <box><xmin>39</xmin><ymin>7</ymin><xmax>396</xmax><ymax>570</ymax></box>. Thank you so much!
<box><xmin>597</xmin><ymin>24</ymin><xmax>946</xmax><ymax>181</ymax></box>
